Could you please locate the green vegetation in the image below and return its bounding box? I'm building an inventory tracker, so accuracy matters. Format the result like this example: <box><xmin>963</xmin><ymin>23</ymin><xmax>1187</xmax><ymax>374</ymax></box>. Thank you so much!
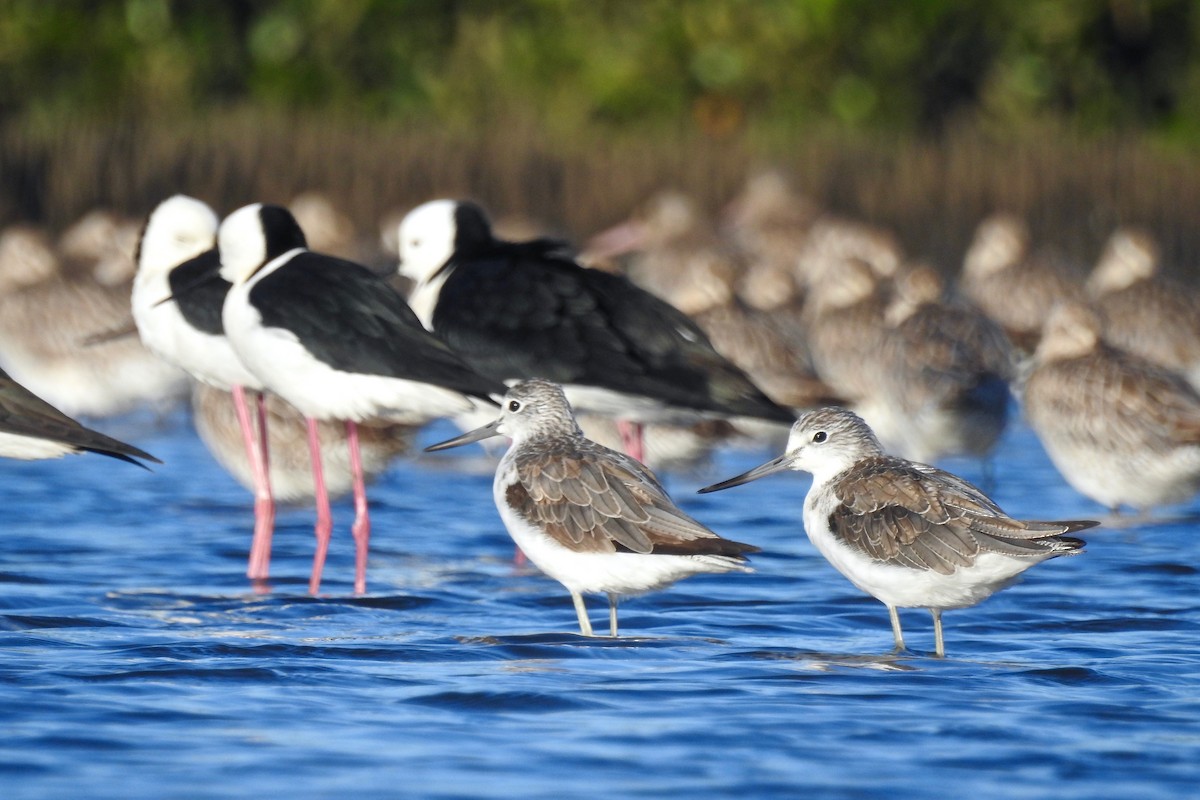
<box><xmin>1</xmin><ymin>1</ymin><xmax>1197</xmax><ymax>140</ymax></box>
<box><xmin>2</xmin><ymin>1</ymin><xmax>1199</xmax><ymax>274</ymax></box>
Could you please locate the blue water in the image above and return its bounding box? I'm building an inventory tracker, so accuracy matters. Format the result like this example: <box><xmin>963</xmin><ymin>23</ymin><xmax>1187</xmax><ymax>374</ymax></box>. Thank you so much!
<box><xmin>3</xmin><ymin>410</ymin><xmax>1199</xmax><ymax>799</ymax></box>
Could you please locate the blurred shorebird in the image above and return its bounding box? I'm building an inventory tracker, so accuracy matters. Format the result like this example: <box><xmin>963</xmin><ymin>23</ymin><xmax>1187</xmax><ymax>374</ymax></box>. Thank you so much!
<box><xmin>1086</xmin><ymin>227</ymin><xmax>1200</xmax><ymax>390</ymax></box>
<box><xmin>584</xmin><ymin>190</ymin><xmax>737</xmax><ymax>312</ymax></box>
<box><xmin>218</xmin><ymin>203</ymin><xmax>504</xmax><ymax>594</ymax></box>
<box><xmin>0</xmin><ymin>218</ymin><xmax>187</xmax><ymax>417</ymax></box>
<box><xmin>700</xmin><ymin>407</ymin><xmax>1093</xmax><ymax>657</ymax></box>
<box><xmin>396</xmin><ymin>199</ymin><xmax>793</xmax><ymax>463</ymax></box>
<box><xmin>1024</xmin><ymin>303</ymin><xmax>1200</xmax><ymax>513</ymax></box>
<box><xmin>58</xmin><ymin>209</ymin><xmax>143</xmax><ymax>287</ymax></box>
<box><xmin>960</xmin><ymin>213</ymin><xmax>1084</xmax><ymax>354</ymax></box>
<box><xmin>794</xmin><ymin>216</ymin><xmax>903</xmax><ymax>289</ymax></box>
<box><xmin>0</xmin><ymin>366</ymin><xmax>159</xmax><ymax>466</ymax></box>
<box><xmin>721</xmin><ymin>170</ymin><xmax>817</xmax><ymax>291</ymax></box>
<box><xmin>589</xmin><ymin>190</ymin><xmax>838</xmax><ymax>419</ymax></box>
<box><xmin>801</xmin><ymin>258</ymin><xmax>891</xmax><ymax>404</ymax></box>
<box><xmin>426</xmin><ymin>379</ymin><xmax>759</xmax><ymax>637</ymax></box>
<box><xmin>800</xmin><ymin>257</ymin><xmax>898</xmax><ymax>442</ymax></box>
<box><xmin>132</xmin><ymin>195</ymin><xmax>281</xmax><ymax>581</ymax></box>
<box><xmin>878</xmin><ymin>266</ymin><xmax>1016</xmax><ymax>464</ymax></box>
<box><xmin>191</xmin><ymin>382</ymin><xmax>414</xmax><ymax>504</ymax></box>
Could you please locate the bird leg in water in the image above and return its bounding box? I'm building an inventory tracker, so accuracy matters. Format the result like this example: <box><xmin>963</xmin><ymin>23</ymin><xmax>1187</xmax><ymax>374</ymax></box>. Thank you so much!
<box><xmin>236</xmin><ymin>386</ymin><xmax>276</xmax><ymax>581</ymax></box>
<box><xmin>306</xmin><ymin>417</ymin><xmax>333</xmax><ymax>595</ymax></box>
<box><xmin>931</xmin><ymin>608</ymin><xmax>945</xmax><ymax>658</ymax></box>
<box><xmin>346</xmin><ymin>420</ymin><xmax>370</xmax><ymax>595</ymax></box>
<box><xmin>888</xmin><ymin>606</ymin><xmax>906</xmax><ymax>653</ymax></box>
<box><xmin>571</xmin><ymin>590</ymin><xmax>594</xmax><ymax>637</ymax></box>
<box><xmin>608</xmin><ymin>593</ymin><xmax>619</xmax><ymax>638</ymax></box>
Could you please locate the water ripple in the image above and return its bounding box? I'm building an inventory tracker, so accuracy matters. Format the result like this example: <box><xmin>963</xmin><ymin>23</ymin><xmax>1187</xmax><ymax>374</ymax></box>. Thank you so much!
<box><xmin>1</xmin><ymin>416</ymin><xmax>1199</xmax><ymax>799</ymax></box>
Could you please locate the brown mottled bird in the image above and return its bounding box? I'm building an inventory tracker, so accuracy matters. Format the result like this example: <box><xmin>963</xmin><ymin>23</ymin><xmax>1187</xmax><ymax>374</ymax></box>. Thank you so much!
<box><xmin>701</xmin><ymin>407</ymin><xmax>1092</xmax><ymax>657</ymax></box>
<box><xmin>1086</xmin><ymin>227</ymin><xmax>1200</xmax><ymax>390</ymax></box>
<box><xmin>877</xmin><ymin>266</ymin><xmax>1016</xmax><ymax>463</ymax></box>
<box><xmin>1024</xmin><ymin>302</ymin><xmax>1200</xmax><ymax>513</ymax></box>
<box><xmin>426</xmin><ymin>379</ymin><xmax>758</xmax><ymax>637</ymax></box>
<box><xmin>961</xmin><ymin>214</ymin><xmax>1084</xmax><ymax>354</ymax></box>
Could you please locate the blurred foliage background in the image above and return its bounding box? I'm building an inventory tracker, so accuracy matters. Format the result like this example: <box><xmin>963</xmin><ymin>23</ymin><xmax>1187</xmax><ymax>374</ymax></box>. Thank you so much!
<box><xmin>4</xmin><ymin>0</ymin><xmax>1197</xmax><ymax>137</ymax></box>
<box><xmin>0</xmin><ymin>0</ymin><xmax>1198</xmax><ymax>269</ymax></box>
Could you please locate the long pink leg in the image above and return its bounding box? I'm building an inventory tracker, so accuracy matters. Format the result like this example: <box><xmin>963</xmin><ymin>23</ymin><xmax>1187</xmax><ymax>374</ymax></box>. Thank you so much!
<box><xmin>235</xmin><ymin>386</ymin><xmax>275</xmax><ymax>581</ymax></box>
<box><xmin>346</xmin><ymin>420</ymin><xmax>370</xmax><ymax>595</ymax></box>
<box><xmin>307</xmin><ymin>417</ymin><xmax>333</xmax><ymax>595</ymax></box>
<box><xmin>255</xmin><ymin>391</ymin><xmax>276</xmax><ymax>540</ymax></box>
<box><xmin>617</xmin><ymin>419</ymin><xmax>646</xmax><ymax>463</ymax></box>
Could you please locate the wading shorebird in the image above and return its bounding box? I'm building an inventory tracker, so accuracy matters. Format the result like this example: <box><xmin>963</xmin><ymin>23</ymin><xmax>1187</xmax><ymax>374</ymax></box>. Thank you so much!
<box><xmin>426</xmin><ymin>378</ymin><xmax>759</xmax><ymax>637</ymax></box>
<box><xmin>700</xmin><ymin>407</ymin><xmax>1094</xmax><ymax>657</ymax></box>
<box><xmin>132</xmin><ymin>195</ymin><xmax>280</xmax><ymax>582</ymax></box>
<box><xmin>1024</xmin><ymin>302</ymin><xmax>1200</xmax><ymax>514</ymax></box>
<box><xmin>217</xmin><ymin>203</ymin><xmax>505</xmax><ymax>594</ymax></box>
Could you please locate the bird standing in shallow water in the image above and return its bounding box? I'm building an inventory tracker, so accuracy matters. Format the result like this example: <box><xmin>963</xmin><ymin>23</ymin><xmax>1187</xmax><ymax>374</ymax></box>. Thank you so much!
<box><xmin>877</xmin><ymin>265</ymin><xmax>1016</xmax><ymax>466</ymax></box>
<box><xmin>426</xmin><ymin>379</ymin><xmax>759</xmax><ymax>637</ymax></box>
<box><xmin>1024</xmin><ymin>302</ymin><xmax>1200</xmax><ymax>514</ymax></box>
<box><xmin>132</xmin><ymin>195</ymin><xmax>280</xmax><ymax>582</ymax></box>
<box><xmin>218</xmin><ymin>203</ymin><xmax>505</xmax><ymax>594</ymax></box>
<box><xmin>700</xmin><ymin>407</ymin><xmax>1093</xmax><ymax>657</ymax></box>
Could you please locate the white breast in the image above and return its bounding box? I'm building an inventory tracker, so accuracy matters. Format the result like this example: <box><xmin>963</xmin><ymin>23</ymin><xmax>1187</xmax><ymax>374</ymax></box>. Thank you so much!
<box><xmin>802</xmin><ymin>482</ymin><xmax>1040</xmax><ymax>610</ymax></box>
<box><xmin>132</xmin><ymin>271</ymin><xmax>261</xmax><ymax>391</ymax></box>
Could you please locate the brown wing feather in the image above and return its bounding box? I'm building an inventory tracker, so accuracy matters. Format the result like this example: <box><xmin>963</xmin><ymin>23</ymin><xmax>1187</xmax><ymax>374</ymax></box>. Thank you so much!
<box><xmin>830</xmin><ymin>456</ymin><xmax>1089</xmax><ymax>574</ymax></box>
<box><xmin>1026</xmin><ymin>349</ymin><xmax>1200</xmax><ymax>448</ymax></box>
<box><xmin>509</xmin><ymin>440</ymin><xmax>758</xmax><ymax>557</ymax></box>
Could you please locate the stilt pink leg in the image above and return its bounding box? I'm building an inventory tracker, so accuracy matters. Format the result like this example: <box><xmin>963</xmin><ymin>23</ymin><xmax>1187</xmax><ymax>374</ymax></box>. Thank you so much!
<box><xmin>617</xmin><ymin>419</ymin><xmax>646</xmax><ymax>463</ymax></box>
<box><xmin>307</xmin><ymin>417</ymin><xmax>333</xmax><ymax>595</ymax></box>
<box><xmin>346</xmin><ymin>420</ymin><xmax>370</xmax><ymax>595</ymax></box>
<box><xmin>255</xmin><ymin>390</ymin><xmax>275</xmax><ymax>529</ymax></box>
<box><xmin>235</xmin><ymin>386</ymin><xmax>275</xmax><ymax>581</ymax></box>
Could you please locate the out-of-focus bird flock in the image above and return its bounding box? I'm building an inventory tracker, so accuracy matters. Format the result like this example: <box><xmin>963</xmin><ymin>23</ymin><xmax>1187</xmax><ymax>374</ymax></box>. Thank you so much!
<box><xmin>2</xmin><ymin>170</ymin><xmax>1199</xmax><ymax>521</ymax></box>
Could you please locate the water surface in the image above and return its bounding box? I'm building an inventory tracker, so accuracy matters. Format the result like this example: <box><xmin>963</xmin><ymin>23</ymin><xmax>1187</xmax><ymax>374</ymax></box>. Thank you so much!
<box><xmin>3</xmin><ymin>412</ymin><xmax>1198</xmax><ymax>798</ymax></box>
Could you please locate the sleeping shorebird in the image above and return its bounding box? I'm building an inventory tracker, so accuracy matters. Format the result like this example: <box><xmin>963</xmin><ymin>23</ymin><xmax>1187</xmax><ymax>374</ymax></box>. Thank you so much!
<box><xmin>217</xmin><ymin>203</ymin><xmax>505</xmax><ymax>594</ymax></box>
<box><xmin>0</xmin><ymin>219</ymin><xmax>187</xmax><ymax>418</ymax></box>
<box><xmin>396</xmin><ymin>199</ymin><xmax>793</xmax><ymax>463</ymax></box>
<box><xmin>722</xmin><ymin>170</ymin><xmax>817</xmax><ymax>257</ymax></box>
<box><xmin>700</xmin><ymin>407</ymin><xmax>1093</xmax><ymax>657</ymax></box>
<box><xmin>800</xmin><ymin>257</ymin><xmax>901</xmax><ymax>446</ymax></box>
<box><xmin>425</xmin><ymin>379</ymin><xmax>759</xmax><ymax>637</ymax></box>
<box><xmin>878</xmin><ymin>265</ymin><xmax>1016</xmax><ymax>464</ymax></box>
<box><xmin>1086</xmin><ymin>227</ymin><xmax>1200</xmax><ymax>391</ymax></box>
<box><xmin>960</xmin><ymin>213</ymin><xmax>1084</xmax><ymax>355</ymax></box>
<box><xmin>131</xmin><ymin>195</ymin><xmax>282</xmax><ymax>582</ymax></box>
<box><xmin>1024</xmin><ymin>302</ymin><xmax>1200</xmax><ymax>513</ymax></box>
<box><xmin>0</xmin><ymin>366</ymin><xmax>158</xmax><ymax>466</ymax></box>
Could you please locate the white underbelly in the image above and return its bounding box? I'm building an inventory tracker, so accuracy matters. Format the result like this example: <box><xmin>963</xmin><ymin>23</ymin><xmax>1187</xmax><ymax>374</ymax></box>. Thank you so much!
<box><xmin>0</xmin><ymin>431</ymin><xmax>74</xmax><ymax>460</ymax></box>
<box><xmin>803</xmin><ymin>492</ymin><xmax>1038</xmax><ymax>609</ymax></box>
